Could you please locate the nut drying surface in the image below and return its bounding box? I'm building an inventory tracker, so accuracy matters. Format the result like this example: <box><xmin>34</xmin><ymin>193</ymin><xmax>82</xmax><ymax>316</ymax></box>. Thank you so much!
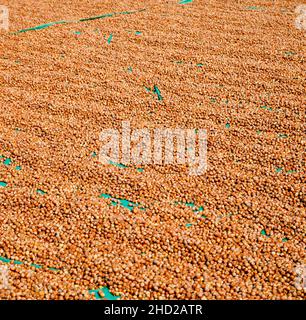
<box><xmin>0</xmin><ymin>0</ymin><xmax>305</xmax><ymax>300</ymax></box>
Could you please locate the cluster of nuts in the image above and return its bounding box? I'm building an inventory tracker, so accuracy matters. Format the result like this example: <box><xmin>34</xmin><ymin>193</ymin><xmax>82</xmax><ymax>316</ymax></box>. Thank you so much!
<box><xmin>0</xmin><ymin>0</ymin><xmax>305</xmax><ymax>299</ymax></box>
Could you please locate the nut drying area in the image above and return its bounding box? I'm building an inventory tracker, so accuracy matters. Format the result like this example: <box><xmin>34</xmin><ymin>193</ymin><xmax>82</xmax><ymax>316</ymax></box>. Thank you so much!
<box><xmin>0</xmin><ymin>0</ymin><xmax>305</xmax><ymax>299</ymax></box>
